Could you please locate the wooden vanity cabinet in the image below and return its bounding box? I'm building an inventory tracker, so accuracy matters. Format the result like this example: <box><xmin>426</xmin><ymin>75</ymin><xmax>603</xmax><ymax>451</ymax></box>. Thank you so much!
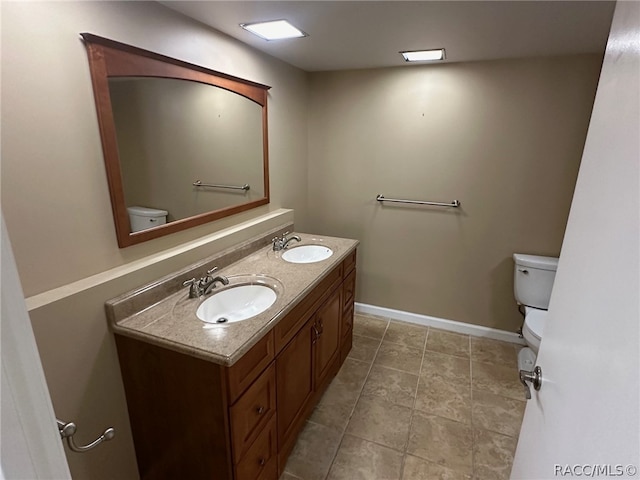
<box><xmin>275</xmin><ymin>254</ymin><xmax>356</xmax><ymax>471</ymax></box>
<box><xmin>275</xmin><ymin>281</ymin><xmax>344</xmax><ymax>469</ymax></box>
<box><xmin>116</xmin><ymin>333</ymin><xmax>279</xmax><ymax>480</ymax></box>
<box><xmin>114</xmin><ymin>335</ymin><xmax>236</xmax><ymax>480</ymax></box>
<box><xmin>115</xmin><ymin>250</ymin><xmax>356</xmax><ymax>480</ymax></box>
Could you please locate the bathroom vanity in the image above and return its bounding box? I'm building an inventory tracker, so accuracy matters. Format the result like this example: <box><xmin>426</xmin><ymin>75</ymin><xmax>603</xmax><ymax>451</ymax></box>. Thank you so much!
<box><xmin>106</xmin><ymin>229</ymin><xmax>357</xmax><ymax>479</ymax></box>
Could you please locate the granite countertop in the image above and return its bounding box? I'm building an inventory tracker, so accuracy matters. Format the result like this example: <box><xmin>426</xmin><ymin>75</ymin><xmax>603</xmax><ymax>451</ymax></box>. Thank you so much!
<box><xmin>109</xmin><ymin>233</ymin><xmax>358</xmax><ymax>366</ymax></box>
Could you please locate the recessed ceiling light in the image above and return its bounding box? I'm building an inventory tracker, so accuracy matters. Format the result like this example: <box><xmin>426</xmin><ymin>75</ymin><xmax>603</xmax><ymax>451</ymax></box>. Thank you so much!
<box><xmin>400</xmin><ymin>49</ymin><xmax>446</xmax><ymax>62</ymax></box>
<box><xmin>240</xmin><ymin>20</ymin><xmax>307</xmax><ymax>41</ymax></box>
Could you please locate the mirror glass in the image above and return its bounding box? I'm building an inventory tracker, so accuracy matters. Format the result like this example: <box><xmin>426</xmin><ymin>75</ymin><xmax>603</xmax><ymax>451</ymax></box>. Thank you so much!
<box><xmin>81</xmin><ymin>33</ymin><xmax>270</xmax><ymax>248</ymax></box>
<box><xmin>109</xmin><ymin>77</ymin><xmax>264</xmax><ymax>223</ymax></box>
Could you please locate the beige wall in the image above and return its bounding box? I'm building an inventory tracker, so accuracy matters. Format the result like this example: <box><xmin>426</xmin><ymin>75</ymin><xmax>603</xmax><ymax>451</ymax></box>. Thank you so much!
<box><xmin>1</xmin><ymin>2</ymin><xmax>307</xmax><ymax>478</ymax></box>
<box><xmin>307</xmin><ymin>55</ymin><xmax>601</xmax><ymax>331</ymax></box>
<box><xmin>1</xmin><ymin>0</ymin><xmax>309</xmax><ymax>297</ymax></box>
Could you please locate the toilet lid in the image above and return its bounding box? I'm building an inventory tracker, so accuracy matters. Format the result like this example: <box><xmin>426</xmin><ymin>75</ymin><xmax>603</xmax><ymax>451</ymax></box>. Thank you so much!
<box><xmin>524</xmin><ymin>307</ymin><xmax>546</xmax><ymax>340</ymax></box>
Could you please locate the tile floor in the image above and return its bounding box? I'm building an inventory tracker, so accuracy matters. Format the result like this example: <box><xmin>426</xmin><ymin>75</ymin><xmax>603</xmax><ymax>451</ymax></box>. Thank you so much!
<box><xmin>281</xmin><ymin>314</ymin><xmax>526</xmax><ymax>480</ymax></box>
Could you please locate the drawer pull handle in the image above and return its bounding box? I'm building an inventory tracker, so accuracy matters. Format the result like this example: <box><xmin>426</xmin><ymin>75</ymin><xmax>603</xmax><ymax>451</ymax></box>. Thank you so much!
<box><xmin>256</xmin><ymin>406</ymin><xmax>265</xmax><ymax>415</ymax></box>
<box><xmin>259</xmin><ymin>458</ymin><xmax>266</xmax><ymax>467</ymax></box>
<box><xmin>312</xmin><ymin>324</ymin><xmax>320</xmax><ymax>342</ymax></box>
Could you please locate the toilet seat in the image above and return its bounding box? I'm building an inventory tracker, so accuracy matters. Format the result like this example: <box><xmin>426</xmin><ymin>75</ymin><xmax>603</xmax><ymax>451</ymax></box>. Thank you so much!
<box><xmin>523</xmin><ymin>306</ymin><xmax>546</xmax><ymax>353</ymax></box>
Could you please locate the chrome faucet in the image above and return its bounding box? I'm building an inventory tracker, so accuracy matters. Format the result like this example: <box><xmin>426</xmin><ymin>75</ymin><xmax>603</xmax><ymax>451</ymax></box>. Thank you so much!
<box><xmin>199</xmin><ymin>266</ymin><xmax>230</xmax><ymax>295</ymax></box>
<box><xmin>283</xmin><ymin>234</ymin><xmax>302</xmax><ymax>249</ymax></box>
<box><xmin>202</xmin><ymin>275</ymin><xmax>230</xmax><ymax>295</ymax></box>
<box><xmin>272</xmin><ymin>232</ymin><xmax>302</xmax><ymax>251</ymax></box>
<box><xmin>182</xmin><ymin>267</ymin><xmax>229</xmax><ymax>298</ymax></box>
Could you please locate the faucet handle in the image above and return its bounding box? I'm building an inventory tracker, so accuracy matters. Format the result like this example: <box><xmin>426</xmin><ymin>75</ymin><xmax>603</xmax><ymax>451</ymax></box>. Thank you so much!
<box><xmin>182</xmin><ymin>278</ymin><xmax>201</xmax><ymax>298</ymax></box>
<box><xmin>272</xmin><ymin>236</ymin><xmax>284</xmax><ymax>251</ymax></box>
<box><xmin>198</xmin><ymin>267</ymin><xmax>219</xmax><ymax>284</ymax></box>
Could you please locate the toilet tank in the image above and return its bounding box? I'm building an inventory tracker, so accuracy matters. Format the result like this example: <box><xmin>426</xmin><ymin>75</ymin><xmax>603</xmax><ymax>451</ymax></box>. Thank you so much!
<box><xmin>513</xmin><ymin>253</ymin><xmax>559</xmax><ymax>309</ymax></box>
<box><xmin>127</xmin><ymin>206</ymin><xmax>168</xmax><ymax>233</ymax></box>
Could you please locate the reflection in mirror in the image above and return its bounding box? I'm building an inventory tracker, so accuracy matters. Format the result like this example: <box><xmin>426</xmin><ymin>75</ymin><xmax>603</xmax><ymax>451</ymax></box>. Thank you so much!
<box><xmin>109</xmin><ymin>77</ymin><xmax>264</xmax><ymax>225</ymax></box>
<box><xmin>81</xmin><ymin>33</ymin><xmax>270</xmax><ymax>248</ymax></box>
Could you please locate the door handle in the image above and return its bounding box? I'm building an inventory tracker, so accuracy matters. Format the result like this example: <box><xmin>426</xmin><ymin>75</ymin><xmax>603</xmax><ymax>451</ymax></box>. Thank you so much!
<box><xmin>519</xmin><ymin>366</ymin><xmax>542</xmax><ymax>400</ymax></box>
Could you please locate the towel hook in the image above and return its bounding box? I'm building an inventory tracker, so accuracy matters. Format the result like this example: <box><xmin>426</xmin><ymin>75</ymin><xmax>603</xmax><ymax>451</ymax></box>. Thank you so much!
<box><xmin>57</xmin><ymin>419</ymin><xmax>115</xmax><ymax>453</ymax></box>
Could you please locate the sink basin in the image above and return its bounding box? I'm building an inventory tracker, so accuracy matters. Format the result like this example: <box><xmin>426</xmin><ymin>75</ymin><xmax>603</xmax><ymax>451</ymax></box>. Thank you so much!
<box><xmin>196</xmin><ymin>281</ymin><xmax>277</xmax><ymax>325</ymax></box>
<box><xmin>282</xmin><ymin>245</ymin><xmax>333</xmax><ymax>264</ymax></box>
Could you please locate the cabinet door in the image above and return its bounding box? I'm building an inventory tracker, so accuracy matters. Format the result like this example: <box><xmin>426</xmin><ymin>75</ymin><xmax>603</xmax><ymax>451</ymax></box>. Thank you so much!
<box><xmin>276</xmin><ymin>321</ymin><xmax>314</xmax><ymax>446</ymax></box>
<box><xmin>314</xmin><ymin>286</ymin><xmax>342</xmax><ymax>387</ymax></box>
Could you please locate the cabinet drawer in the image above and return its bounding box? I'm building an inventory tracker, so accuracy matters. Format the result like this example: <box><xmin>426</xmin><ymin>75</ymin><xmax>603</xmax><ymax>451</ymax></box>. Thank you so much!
<box><xmin>230</xmin><ymin>364</ymin><xmax>276</xmax><ymax>463</ymax></box>
<box><xmin>340</xmin><ymin>326</ymin><xmax>353</xmax><ymax>364</ymax></box>
<box><xmin>227</xmin><ymin>330</ymin><xmax>275</xmax><ymax>404</ymax></box>
<box><xmin>343</xmin><ymin>249</ymin><xmax>356</xmax><ymax>276</ymax></box>
<box><xmin>342</xmin><ymin>303</ymin><xmax>354</xmax><ymax>340</ymax></box>
<box><xmin>235</xmin><ymin>417</ymin><xmax>277</xmax><ymax>480</ymax></box>
<box><xmin>343</xmin><ymin>269</ymin><xmax>356</xmax><ymax>309</ymax></box>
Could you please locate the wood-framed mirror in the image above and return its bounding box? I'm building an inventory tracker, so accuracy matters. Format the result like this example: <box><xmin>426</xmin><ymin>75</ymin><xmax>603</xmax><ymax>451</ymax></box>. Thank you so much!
<box><xmin>81</xmin><ymin>33</ymin><xmax>270</xmax><ymax>248</ymax></box>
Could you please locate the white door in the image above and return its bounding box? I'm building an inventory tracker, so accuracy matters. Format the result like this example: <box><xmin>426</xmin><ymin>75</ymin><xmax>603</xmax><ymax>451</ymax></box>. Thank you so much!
<box><xmin>511</xmin><ymin>2</ymin><xmax>639</xmax><ymax>479</ymax></box>
<box><xmin>1</xmin><ymin>215</ymin><xmax>71</xmax><ymax>479</ymax></box>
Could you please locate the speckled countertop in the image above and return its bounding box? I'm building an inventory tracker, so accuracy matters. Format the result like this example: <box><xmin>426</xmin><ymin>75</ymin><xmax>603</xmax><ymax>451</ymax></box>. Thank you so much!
<box><xmin>107</xmin><ymin>232</ymin><xmax>358</xmax><ymax>366</ymax></box>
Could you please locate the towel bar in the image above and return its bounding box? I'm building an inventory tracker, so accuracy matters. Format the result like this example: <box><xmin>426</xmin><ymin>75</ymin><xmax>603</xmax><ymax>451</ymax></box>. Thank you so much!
<box><xmin>376</xmin><ymin>194</ymin><xmax>460</xmax><ymax>208</ymax></box>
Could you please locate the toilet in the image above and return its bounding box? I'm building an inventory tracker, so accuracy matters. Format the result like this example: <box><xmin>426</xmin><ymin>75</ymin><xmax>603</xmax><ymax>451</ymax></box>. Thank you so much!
<box><xmin>127</xmin><ymin>206</ymin><xmax>168</xmax><ymax>233</ymax></box>
<box><xmin>513</xmin><ymin>253</ymin><xmax>559</xmax><ymax>358</ymax></box>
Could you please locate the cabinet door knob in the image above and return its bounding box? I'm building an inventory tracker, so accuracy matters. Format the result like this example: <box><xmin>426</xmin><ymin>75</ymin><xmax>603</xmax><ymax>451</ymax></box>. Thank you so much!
<box><xmin>256</xmin><ymin>406</ymin><xmax>265</xmax><ymax>415</ymax></box>
<box><xmin>259</xmin><ymin>458</ymin><xmax>266</xmax><ymax>467</ymax></box>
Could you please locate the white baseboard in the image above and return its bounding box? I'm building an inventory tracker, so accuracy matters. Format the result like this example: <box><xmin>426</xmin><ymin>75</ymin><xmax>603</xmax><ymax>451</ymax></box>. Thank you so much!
<box><xmin>355</xmin><ymin>302</ymin><xmax>526</xmax><ymax>345</ymax></box>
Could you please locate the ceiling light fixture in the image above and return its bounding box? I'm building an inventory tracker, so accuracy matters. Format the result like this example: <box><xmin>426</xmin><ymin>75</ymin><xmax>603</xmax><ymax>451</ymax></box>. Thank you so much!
<box><xmin>400</xmin><ymin>49</ymin><xmax>446</xmax><ymax>62</ymax></box>
<box><xmin>240</xmin><ymin>20</ymin><xmax>307</xmax><ymax>41</ymax></box>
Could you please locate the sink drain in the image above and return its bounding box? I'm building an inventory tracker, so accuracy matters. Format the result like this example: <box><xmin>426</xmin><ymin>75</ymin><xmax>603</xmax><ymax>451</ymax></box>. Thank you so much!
<box><xmin>215</xmin><ymin>317</ymin><xmax>228</xmax><ymax>324</ymax></box>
